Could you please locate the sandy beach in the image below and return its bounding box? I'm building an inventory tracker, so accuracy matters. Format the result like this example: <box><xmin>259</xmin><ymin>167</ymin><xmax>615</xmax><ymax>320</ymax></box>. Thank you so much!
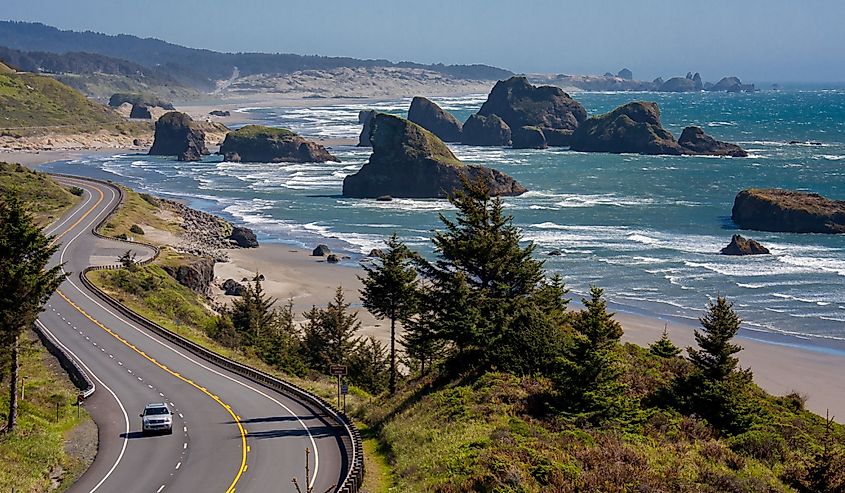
<box><xmin>216</xmin><ymin>242</ymin><xmax>845</xmax><ymax>419</ymax></box>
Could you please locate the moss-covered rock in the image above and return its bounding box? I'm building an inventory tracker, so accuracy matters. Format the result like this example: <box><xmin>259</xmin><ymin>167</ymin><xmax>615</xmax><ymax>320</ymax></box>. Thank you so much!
<box><xmin>407</xmin><ymin>96</ymin><xmax>462</xmax><ymax>142</ymax></box>
<box><xmin>570</xmin><ymin>102</ymin><xmax>683</xmax><ymax>155</ymax></box>
<box><xmin>343</xmin><ymin>114</ymin><xmax>526</xmax><ymax>198</ymax></box>
<box><xmin>219</xmin><ymin>125</ymin><xmax>339</xmax><ymax>163</ymax></box>
<box><xmin>732</xmin><ymin>188</ymin><xmax>845</xmax><ymax>233</ymax></box>
<box><xmin>678</xmin><ymin>126</ymin><xmax>748</xmax><ymax>157</ymax></box>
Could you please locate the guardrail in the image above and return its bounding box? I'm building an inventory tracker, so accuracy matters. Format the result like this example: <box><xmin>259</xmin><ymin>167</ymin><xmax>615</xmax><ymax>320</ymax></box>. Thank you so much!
<box><xmin>33</xmin><ymin>321</ymin><xmax>96</xmax><ymax>399</ymax></box>
<box><xmin>57</xmin><ymin>174</ymin><xmax>363</xmax><ymax>492</ymax></box>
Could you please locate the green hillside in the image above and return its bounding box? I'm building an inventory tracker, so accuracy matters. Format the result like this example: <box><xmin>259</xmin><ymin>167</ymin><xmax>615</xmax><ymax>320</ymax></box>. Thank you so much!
<box><xmin>0</xmin><ymin>69</ymin><xmax>125</xmax><ymax>130</ymax></box>
<box><xmin>0</xmin><ymin>162</ymin><xmax>79</xmax><ymax>223</ymax></box>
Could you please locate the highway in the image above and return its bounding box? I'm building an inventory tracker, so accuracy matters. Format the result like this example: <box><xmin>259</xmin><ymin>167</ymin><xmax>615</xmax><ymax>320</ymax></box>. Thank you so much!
<box><xmin>36</xmin><ymin>176</ymin><xmax>352</xmax><ymax>493</ymax></box>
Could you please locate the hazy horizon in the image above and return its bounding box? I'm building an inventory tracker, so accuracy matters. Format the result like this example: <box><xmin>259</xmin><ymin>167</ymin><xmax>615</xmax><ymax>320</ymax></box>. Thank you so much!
<box><xmin>4</xmin><ymin>0</ymin><xmax>845</xmax><ymax>83</ymax></box>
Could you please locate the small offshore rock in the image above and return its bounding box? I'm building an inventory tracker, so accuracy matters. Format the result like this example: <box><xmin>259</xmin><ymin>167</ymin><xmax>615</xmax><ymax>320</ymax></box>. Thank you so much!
<box><xmin>326</xmin><ymin>254</ymin><xmax>340</xmax><ymax>264</ymax></box>
<box><xmin>312</xmin><ymin>244</ymin><xmax>332</xmax><ymax>256</ymax></box>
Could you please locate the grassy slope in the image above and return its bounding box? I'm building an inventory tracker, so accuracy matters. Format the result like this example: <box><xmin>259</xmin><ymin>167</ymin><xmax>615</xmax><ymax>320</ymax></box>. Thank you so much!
<box><xmin>100</xmin><ymin>186</ymin><xmax>181</xmax><ymax>241</ymax></box>
<box><xmin>0</xmin><ymin>161</ymin><xmax>79</xmax><ymax>224</ymax></box>
<box><xmin>0</xmin><ymin>331</ymin><xmax>94</xmax><ymax>492</ymax></box>
<box><xmin>0</xmin><ymin>68</ymin><xmax>148</xmax><ymax>136</ymax></box>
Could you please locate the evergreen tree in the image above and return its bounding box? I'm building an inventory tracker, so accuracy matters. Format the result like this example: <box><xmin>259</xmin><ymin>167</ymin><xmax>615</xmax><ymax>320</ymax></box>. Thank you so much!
<box><xmin>255</xmin><ymin>299</ymin><xmax>306</xmax><ymax>376</ymax></box>
<box><xmin>360</xmin><ymin>233</ymin><xmax>419</xmax><ymax>393</ymax></box>
<box><xmin>650</xmin><ymin>325</ymin><xmax>682</xmax><ymax>358</ymax></box>
<box><xmin>118</xmin><ymin>249</ymin><xmax>138</xmax><ymax>271</ymax></box>
<box><xmin>555</xmin><ymin>287</ymin><xmax>627</xmax><ymax>420</ymax></box>
<box><xmin>800</xmin><ymin>412</ymin><xmax>845</xmax><ymax>493</ymax></box>
<box><xmin>301</xmin><ymin>287</ymin><xmax>361</xmax><ymax>372</ymax></box>
<box><xmin>230</xmin><ymin>275</ymin><xmax>276</xmax><ymax>344</ymax></box>
<box><xmin>688</xmin><ymin>296</ymin><xmax>743</xmax><ymax>381</ymax></box>
<box><xmin>0</xmin><ymin>194</ymin><xmax>66</xmax><ymax>431</ymax></box>
<box><xmin>533</xmin><ymin>273</ymin><xmax>571</xmax><ymax>328</ymax></box>
<box><xmin>418</xmin><ymin>177</ymin><xmax>546</xmax><ymax>370</ymax></box>
<box><xmin>349</xmin><ymin>336</ymin><xmax>390</xmax><ymax>394</ymax></box>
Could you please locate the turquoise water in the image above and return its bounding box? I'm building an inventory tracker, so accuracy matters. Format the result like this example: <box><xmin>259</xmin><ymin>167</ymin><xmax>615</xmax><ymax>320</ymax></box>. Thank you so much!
<box><xmin>41</xmin><ymin>89</ymin><xmax>845</xmax><ymax>345</ymax></box>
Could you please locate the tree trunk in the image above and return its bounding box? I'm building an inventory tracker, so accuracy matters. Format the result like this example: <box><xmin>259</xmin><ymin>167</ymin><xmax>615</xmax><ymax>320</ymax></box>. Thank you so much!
<box><xmin>389</xmin><ymin>316</ymin><xmax>396</xmax><ymax>394</ymax></box>
<box><xmin>7</xmin><ymin>337</ymin><xmax>18</xmax><ymax>432</ymax></box>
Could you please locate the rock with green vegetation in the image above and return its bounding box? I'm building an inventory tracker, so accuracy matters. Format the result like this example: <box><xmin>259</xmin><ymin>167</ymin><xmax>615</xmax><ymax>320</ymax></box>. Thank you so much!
<box><xmin>219</xmin><ymin>125</ymin><xmax>339</xmax><ymax>163</ymax></box>
<box><xmin>570</xmin><ymin>101</ymin><xmax>684</xmax><ymax>155</ymax></box>
<box><xmin>732</xmin><ymin>188</ymin><xmax>845</xmax><ymax>233</ymax></box>
<box><xmin>511</xmin><ymin>125</ymin><xmax>547</xmax><ymax>149</ymax></box>
<box><xmin>343</xmin><ymin>114</ymin><xmax>526</xmax><ymax>198</ymax></box>
<box><xmin>148</xmin><ymin>111</ymin><xmax>208</xmax><ymax>162</ymax></box>
<box><xmin>476</xmin><ymin>76</ymin><xmax>588</xmax><ymax>142</ymax></box>
<box><xmin>678</xmin><ymin>126</ymin><xmax>748</xmax><ymax>157</ymax></box>
<box><xmin>108</xmin><ymin>93</ymin><xmax>174</xmax><ymax>110</ymax></box>
<box><xmin>407</xmin><ymin>96</ymin><xmax>462</xmax><ymax>142</ymax></box>
<box><xmin>461</xmin><ymin>113</ymin><xmax>512</xmax><ymax>146</ymax></box>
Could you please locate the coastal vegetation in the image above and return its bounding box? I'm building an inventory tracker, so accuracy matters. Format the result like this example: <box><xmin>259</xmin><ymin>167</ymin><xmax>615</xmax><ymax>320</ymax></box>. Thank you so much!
<box><xmin>0</xmin><ymin>162</ymin><xmax>79</xmax><ymax>224</ymax></box>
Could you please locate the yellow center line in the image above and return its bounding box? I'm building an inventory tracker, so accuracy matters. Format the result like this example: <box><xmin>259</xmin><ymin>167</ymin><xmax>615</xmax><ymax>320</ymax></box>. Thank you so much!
<box><xmin>49</xmin><ymin>178</ymin><xmax>248</xmax><ymax>492</ymax></box>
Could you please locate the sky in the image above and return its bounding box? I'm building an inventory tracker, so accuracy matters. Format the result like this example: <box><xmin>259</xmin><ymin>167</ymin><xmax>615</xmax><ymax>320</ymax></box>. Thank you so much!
<box><xmin>3</xmin><ymin>0</ymin><xmax>845</xmax><ymax>82</ymax></box>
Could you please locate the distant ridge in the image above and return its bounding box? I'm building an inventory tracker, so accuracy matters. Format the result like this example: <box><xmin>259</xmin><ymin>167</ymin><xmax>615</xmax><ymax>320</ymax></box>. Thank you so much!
<box><xmin>0</xmin><ymin>21</ymin><xmax>513</xmax><ymax>89</ymax></box>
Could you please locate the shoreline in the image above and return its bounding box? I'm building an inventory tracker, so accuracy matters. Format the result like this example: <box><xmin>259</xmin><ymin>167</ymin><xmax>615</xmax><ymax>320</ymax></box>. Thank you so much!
<box><xmin>217</xmin><ymin>240</ymin><xmax>845</xmax><ymax>419</ymax></box>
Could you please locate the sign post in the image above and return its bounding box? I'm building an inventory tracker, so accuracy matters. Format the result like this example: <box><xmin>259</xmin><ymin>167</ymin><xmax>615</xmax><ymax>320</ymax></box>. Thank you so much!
<box><xmin>77</xmin><ymin>394</ymin><xmax>84</xmax><ymax>419</ymax></box>
<box><xmin>341</xmin><ymin>383</ymin><xmax>349</xmax><ymax>414</ymax></box>
<box><xmin>329</xmin><ymin>365</ymin><xmax>347</xmax><ymax>410</ymax></box>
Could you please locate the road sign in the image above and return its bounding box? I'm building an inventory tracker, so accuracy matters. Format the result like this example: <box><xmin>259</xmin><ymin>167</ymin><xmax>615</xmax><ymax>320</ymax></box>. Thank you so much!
<box><xmin>330</xmin><ymin>364</ymin><xmax>347</xmax><ymax>376</ymax></box>
<box><xmin>77</xmin><ymin>394</ymin><xmax>84</xmax><ymax>404</ymax></box>
<box><xmin>341</xmin><ymin>383</ymin><xmax>349</xmax><ymax>395</ymax></box>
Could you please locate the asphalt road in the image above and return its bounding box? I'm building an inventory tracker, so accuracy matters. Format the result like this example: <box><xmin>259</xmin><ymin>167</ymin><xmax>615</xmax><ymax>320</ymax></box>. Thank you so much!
<box><xmin>37</xmin><ymin>176</ymin><xmax>349</xmax><ymax>493</ymax></box>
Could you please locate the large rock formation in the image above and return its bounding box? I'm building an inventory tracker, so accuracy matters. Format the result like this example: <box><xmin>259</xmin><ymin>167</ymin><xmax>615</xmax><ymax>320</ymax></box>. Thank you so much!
<box><xmin>476</xmin><ymin>76</ymin><xmax>587</xmax><ymax>137</ymax></box>
<box><xmin>731</xmin><ymin>189</ymin><xmax>845</xmax><ymax>234</ymax></box>
<box><xmin>618</xmin><ymin>68</ymin><xmax>633</xmax><ymax>80</ymax></box>
<box><xmin>678</xmin><ymin>126</ymin><xmax>748</xmax><ymax>157</ymax></box>
<box><xmin>228</xmin><ymin>226</ymin><xmax>259</xmax><ymax>248</ymax></box>
<box><xmin>219</xmin><ymin>125</ymin><xmax>339</xmax><ymax>163</ymax></box>
<box><xmin>709</xmin><ymin>77</ymin><xmax>755</xmax><ymax>93</ymax></box>
<box><xmin>659</xmin><ymin>77</ymin><xmax>698</xmax><ymax>93</ymax></box>
<box><xmin>570</xmin><ymin>102</ymin><xmax>683</xmax><ymax>155</ymax></box>
<box><xmin>511</xmin><ymin>126</ymin><xmax>547</xmax><ymax>149</ymax></box>
<box><xmin>461</xmin><ymin>114</ymin><xmax>512</xmax><ymax>146</ymax></box>
<box><xmin>407</xmin><ymin>97</ymin><xmax>462</xmax><ymax>142</ymax></box>
<box><xmin>129</xmin><ymin>104</ymin><xmax>153</xmax><ymax>119</ymax></box>
<box><xmin>357</xmin><ymin>110</ymin><xmax>376</xmax><ymax>147</ymax></box>
<box><xmin>149</xmin><ymin>112</ymin><xmax>209</xmax><ymax>162</ymax></box>
<box><xmin>720</xmin><ymin>235</ymin><xmax>770</xmax><ymax>255</ymax></box>
<box><xmin>343</xmin><ymin>114</ymin><xmax>526</xmax><ymax>198</ymax></box>
<box><xmin>570</xmin><ymin>102</ymin><xmax>747</xmax><ymax>156</ymax></box>
<box><xmin>162</xmin><ymin>257</ymin><xmax>215</xmax><ymax>294</ymax></box>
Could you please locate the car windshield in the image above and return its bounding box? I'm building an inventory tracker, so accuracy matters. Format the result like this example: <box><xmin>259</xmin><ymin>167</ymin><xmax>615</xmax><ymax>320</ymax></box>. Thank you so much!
<box><xmin>145</xmin><ymin>407</ymin><xmax>169</xmax><ymax>416</ymax></box>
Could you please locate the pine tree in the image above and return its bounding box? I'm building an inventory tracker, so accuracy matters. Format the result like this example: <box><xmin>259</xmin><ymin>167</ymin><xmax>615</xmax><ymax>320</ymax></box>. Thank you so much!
<box><xmin>801</xmin><ymin>411</ymin><xmax>845</xmax><ymax>493</ymax></box>
<box><xmin>256</xmin><ymin>299</ymin><xmax>306</xmax><ymax>376</ymax></box>
<box><xmin>360</xmin><ymin>233</ymin><xmax>419</xmax><ymax>393</ymax></box>
<box><xmin>401</xmin><ymin>306</ymin><xmax>446</xmax><ymax>375</ymax></box>
<box><xmin>230</xmin><ymin>275</ymin><xmax>276</xmax><ymax>344</ymax></box>
<box><xmin>301</xmin><ymin>287</ymin><xmax>361</xmax><ymax>372</ymax></box>
<box><xmin>650</xmin><ymin>324</ymin><xmax>681</xmax><ymax>358</ymax></box>
<box><xmin>688</xmin><ymin>296</ymin><xmax>743</xmax><ymax>381</ymax></box>
<box><xmin>118</xmin><ymin>250</ymin><xmax>138</xmax><ymax>271</ymax></box>
<box><xmin>555</xmin><ymin>287</ymin><xmax>627</xmax><ymax>420</ymax></box>
<box><xmin>0</xmin><ymin>194</ymin><xmax>67</xmax><ymax>431</ymax></box>
<box><xmin>349</xmin><ymin>336</ymin><xmax>390</xmax><ymax>394</ymax></box>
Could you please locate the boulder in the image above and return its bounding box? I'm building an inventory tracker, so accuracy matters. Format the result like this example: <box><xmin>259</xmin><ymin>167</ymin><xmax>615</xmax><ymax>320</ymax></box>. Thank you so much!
<box><xmin>678</xmin><ymin>126</ymin><xmax>748</xmax><ymax>157</ymax></box>
<box><xmin>477</xmin><ymin>76</ymin><xmax>588</xmax><ymax>134</ymax></box>
<box><xmin>570</xmin><ymin>102</ymin><xmax>684</xmax><ymax>155</ymax></box>
<box><xmin>511</xmin><ymin>126</ymin><xmax>547</xmax><ymax>149</ymax></box>
<box><xmin>130</xmin><ymin>104</ymin><xmax>153</xmax><ymax>119</ymax></box>
<box><xmin>618</xmin><ymin>68</ymin><xmax>633</xmax><ymax>80</ymax></box>
<box><xmin>731</xmin><ymin>189</ymin><xmax>845</xmax><ymax>234</ymax></box>
<box><xmin>357</xmin><ymin>110</ymin><xmax>376</xmax><ymax>147</ymax></box>
<box><xmin>461</xmin><ymin>114</ymin><xmax>511</xmax><ymax>146</ymax></box>
<box><xmin>149</xmin><ymin>112</ymin><xmax>208</xmax><ymax>162</ymax></box>
<box><xmin>162</xmin><ymin>257</ymin><xmax>215</xmax><ymax>294</ymax></box>
<box><xmin>659</xmin><ymin>77</ymin><xmax>697</xmax><ymax>92</ymax></box>
<box><xmin>312</xmin><ymin>244</ymin><xmax>332</xmax><ymax>256</ymax></box>
<box><xmin>407</xmin><ymin>97</ymin><xmax>462</xmax><ymax>142</ymax></box>
<box><xmin>219</xmin><ymin>125</ymin><xmax>339</xmax><ymax>163</ymax></box>
<box><xmin>222</xmin><ymin>278</ymin><xmax>247</xmax><ymax>296</ymax></box>
<box><xmin>228</xmin><ymin>226</ymin><xmax>259</xmax><ymax>248</ymax></box>
<box><xmin>343</xmin><ymin>113</ymin><xmax>526</xmax><ymax>198</ymax></box>
<box><xmin>720</xmin><ymin>235</ymin><xmax>770</xmax><ymax>255</ymax></box>
<box><xmin>326</xmin><ymin>254</ymin><xmax>340</xmax><ymax>264</ymax></box>
<box><xmin>209</xmin><ymin>110</ymin><xmax>231</xmax><ymax>117</ymax></box>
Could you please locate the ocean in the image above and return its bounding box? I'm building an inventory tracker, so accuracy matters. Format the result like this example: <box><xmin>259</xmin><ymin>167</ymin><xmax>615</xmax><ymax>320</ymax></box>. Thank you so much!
<box><xmin>40</xmin><ymin>88</ymin><xmax>845</xmax><ymax>348</ymax></box>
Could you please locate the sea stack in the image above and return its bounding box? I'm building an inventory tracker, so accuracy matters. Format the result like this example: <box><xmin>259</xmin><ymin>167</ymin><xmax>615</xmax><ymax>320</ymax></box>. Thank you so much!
<box><xmin>343</xmin><ymin>113</ymin><xmax>526</xmax><ymax>198</ymax></box>
<box><xmin>407</xmin><ymin>97</ymin><xmax>463</xmax><ymax>142</ymax></box>
<box><xmin>731</xmin><ymin>189</ymin><xmax>845</xmax><ymax>234</ymax></box>
<box><xmin>720</xmin><ymin>235</ymin><xmax>770</xmax><ymax>255</ymax></box>
<box><xmin>219</xmin><ymin>125</ymin><xmax>339</xmax><ymax>163</ymax></box>
<box><xmin>148</xmin><ymin>111</ymin><xmax>209</xmax><ymax>162</ymax></box>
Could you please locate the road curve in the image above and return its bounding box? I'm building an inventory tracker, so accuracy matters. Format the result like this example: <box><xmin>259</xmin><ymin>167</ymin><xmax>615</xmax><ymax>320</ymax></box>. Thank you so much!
<box><xmin>38</xmin><ymin>176</ymin><xmax>352</xmax><ymax>493</ymax></box>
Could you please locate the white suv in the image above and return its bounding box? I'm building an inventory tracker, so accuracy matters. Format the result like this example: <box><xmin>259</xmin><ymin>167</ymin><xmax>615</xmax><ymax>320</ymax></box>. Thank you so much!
<box><xmin>140</xmin><ymin>403</ymin><xmax>173</xmax><ymax>435</ymax></box>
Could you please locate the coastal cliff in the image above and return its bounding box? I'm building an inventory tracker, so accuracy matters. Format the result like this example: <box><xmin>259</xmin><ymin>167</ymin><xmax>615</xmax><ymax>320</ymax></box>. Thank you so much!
<box><xmin>343</xmin><ymin>113</ymin><xmax>526</xmax><ymax>198</ymax></box>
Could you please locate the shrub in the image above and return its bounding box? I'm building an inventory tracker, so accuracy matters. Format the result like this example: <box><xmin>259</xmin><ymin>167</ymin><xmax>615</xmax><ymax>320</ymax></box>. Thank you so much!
<box><xmin>129</xmin><ymin>224</ymin><xmax>145</xmax><ymax>235</ymax></box>
<box><xmin>727</xmin><ymin>429</ymin><xmax>786</xmax><ymax>463</ymax></box>
<box><xmin>68</xmin><ymin>186</ymin><xmax>84</xmax><ymax>196</ymax></box>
